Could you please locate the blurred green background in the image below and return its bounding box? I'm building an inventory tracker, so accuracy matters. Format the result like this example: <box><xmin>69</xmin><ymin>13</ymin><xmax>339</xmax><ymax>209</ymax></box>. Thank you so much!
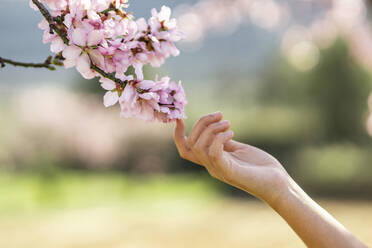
<box><xmin>1</xmin><ymin>0</ymin><xmax>372</xmax><ymax>247</ymax></box>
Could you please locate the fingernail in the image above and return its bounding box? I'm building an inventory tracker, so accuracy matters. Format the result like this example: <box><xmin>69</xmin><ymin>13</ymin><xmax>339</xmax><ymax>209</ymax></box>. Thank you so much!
<box><xmin>212</xmin><ymin>111</ymin><xmax>222</xmax><ymax>116</ymax></box>
<box><xmin>221</xmin><ymin>120</ymin><xmax>229</xmax><ymax>125</ymax></box>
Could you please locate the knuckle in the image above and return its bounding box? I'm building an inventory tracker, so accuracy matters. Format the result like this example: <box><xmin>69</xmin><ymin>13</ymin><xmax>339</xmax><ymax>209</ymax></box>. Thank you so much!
<box><xmin>217</xmin><ymin>133</ymin><xmax>224</xmax><ymax>141</ymax></box>
<box><xmin>200</xmin><ymin>114</ymin><xmax>214</xmax><ymax>124</ymax></box>
<box><xmin>199</xmin><ymin>115</ymin><xmax>210</xmax><ymax>124</ymax></box>
<box><xmin>206</xmin><ymin>122</ymin><xmax>223</xmax><ymax>134</ymax></box>
<box><xmin>208</xmin><ymin>122</ymin><xmax>220</xmax><ymax>130</ymax></box>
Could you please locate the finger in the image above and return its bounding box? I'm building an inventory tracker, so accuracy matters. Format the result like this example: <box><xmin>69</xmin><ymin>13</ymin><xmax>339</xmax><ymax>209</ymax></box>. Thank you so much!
<box><xmin>205</xmin><ymin>130</ymin><xmax>234</xmax><ymax>183</ymax></box>
<box><xmin>194</xmin><ymin>120</ymin><xmax>230</xmax><ymax>152</ymax></box>
<box><xmin>174</xmin><ymin>120</ymin><xmax>191</xmax><ymax>157</ymax></box>
<box><xmin>174</xmin><ymin>120</ymin><xmax>202</xmax><ymax>165</ymax></box>
<box><xmin>174</xmin><ymin>119</ymin><xmax>187</xmax><ymax>149</ymax></box>
<box><xmin>224</xmin><ymin>140</ymin><xmax>243</xmax><ymax>152</ymax></box>
<box><xmin>209</xmin><ymin>130</ymin><xmax>234</xmax><ymax>164</ymax></box>
<box><xmin>192</xmin><ymin>121</ymin><xmax>230</xmax><ymax>165</ymax></box>
<box><xmin>188</xmin><ymin>112</ymin><xmax>223</xmax><ymax>146</ymax></box>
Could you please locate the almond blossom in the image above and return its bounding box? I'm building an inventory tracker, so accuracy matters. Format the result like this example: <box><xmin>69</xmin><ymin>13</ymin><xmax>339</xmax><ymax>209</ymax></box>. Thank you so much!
<box><xmin>30</xmin><ymin>0</ymin><xmax>186</xmax><ymax>122</ymax></box>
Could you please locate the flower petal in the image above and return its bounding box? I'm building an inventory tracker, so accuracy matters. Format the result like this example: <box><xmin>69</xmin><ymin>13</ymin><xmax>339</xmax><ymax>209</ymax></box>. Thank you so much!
<box><xmin>76</xmin><ymin>53</ymin><xmax>91</xmax><ymax>74</ymax></box>
<box><xmin>71</xmin><ymin>28</ymin><xmax>87</xmax><ymax>47</ymax></box>
<box><xmin>133</xmin><ymin>63</ymin><xmax>144</xmax><ymax>81</ymax></box>
<box><xmin>62</xmin><ymin>45</ymin><xmax>82</xmax><ymax>60</ymax></box>
<box><xmin>159</xmin><ymin>6</ymin><xmax>171</xmax><ymax>21</ymax></box>
<box><xmin>29</xmin><ymin>0</ymin><xmax>39</xmax><ymax>11</ymax></box>
<box><xmin>87</xmin><ymin>30</ymin><xmax>104</xmax><ymax>47</ymax></box>
<box><xmin>51</xmin><ymin>37</ymin><xmax>66</xmax><ymax>53</ymax></box>
<box><xmin>104</xmin><ymin>91</ymin><xmax>119</xmax><ymax>107</ymax></box>
<box><xmin>89</xmin><ymin>49</ymin><xmax>105</xmax><ymax>69</ymax></box>
<box><xmin>138</xmin><ymin>80</ymin><xmax>155</xmax><ymax>90</ymax></box>
<box><xmin>63</xmin><ymin>59</ymin><xmax>76</xmax><ymax>69</ymax></box>
<box><xmin>100</xmin><ymin>78</ymin><xmax>116</xmax><ymax>90</ymax></box>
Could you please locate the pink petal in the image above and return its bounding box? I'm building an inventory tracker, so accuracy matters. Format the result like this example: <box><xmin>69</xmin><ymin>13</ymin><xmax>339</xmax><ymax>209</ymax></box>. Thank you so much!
<box><xmin>76</xmin><ymin>53</ymin><xmax>91</xmax><ymax>74</ymax></box>
<box><xmin>87</xmin><ymin>10</ymin><xmax>100</xmax><ymax>21</ymax></box>
<box><xmin>115</xmin><ymin>72</ymin><xmax>133</xmax><ymax>81</ymax></box>
<box><xmin>102</xmin><ymin>83</ymin><xmax>116</xmax><ymax>91</ymax></box>
<box><xmin>42</xmin><ymin>31</ymin><xmax>56</xmax><ymax>44</ymax></box>
<box><xmin>81</xmin><ymin>70</ymin><xmax>97</xmax><ymax>80</ymax></box>
<box><xmin>121</xmin><ymin>84</ymin><xmax>137</xmax><ymax>103</ymax></box>
<box><xmin>63</xmin><ymin>14</ymin><xmax>73</xmax><ymax>28</ymax></box>
<box><xmin>100</xmin><ymin>77</ymin><xmax>116</xmax><ymax>90</ymax></box>
<box><xmin>115</xmin><ymin>0</ymin><xmax>121</xmax><ymax>9</ymax></box>
<box><xmin>89</xmin><ymin>49</ymin><xmax>105</xmax><ymax>69</ymax></box>
<box><xmin>136</xmin><ymin>18</ymin><xmax>148</xmax><ymax>32</ymax></box>
<box><xmin>138</xmin><ymin>80</ymin><xmax>155</xmax><ymax>90</ymax></box>
<box><xmin>63</xmin><ymin>59</ymin><xmax>76</xmax><ymax>69</ymax></box>
<box><xmin>159</xmin><ymin>6</ymin><xmax>171</xmax><ymax>21</ymax></box>
<box><xmin>87</xmin><ymin>30</ymin><xmax>104</xmax><ymax>47</ymax></box>
<box><xmin>139</xmin><ymin>92</ymin><xmax>159</xmax><ymax>101</ymax></box>
<box><xmin>71</xmin><ymin>28</ymin><xmax>87</xmax><ymax>47</ymax></box>
<box><xmin>133</xmin><ymin>63</ymin><xmax>144</xmax><ymax>80</ymax></box>
<box><xmin>50</xmin><ymin>37</ymin><xmax>66</xmax><ymax>53</ymax></box>
<box><xmin>38</xmin><ymin>19</ymin><xmax>49</xmax><ymax>30</ymax></box>
<box><xmin>62</xmin><ymin>45</ymin><xmax>82</xmax><ymax>60</ymax></box>
<box><xmin>104</xmin><ymin>91</ymin><xmax>119</xmax><ymax>107</ymax></box>
<box><xmin>29</xmin><ymin>0</ymin><xmax>39</xmax><ymax>11</ymax></box>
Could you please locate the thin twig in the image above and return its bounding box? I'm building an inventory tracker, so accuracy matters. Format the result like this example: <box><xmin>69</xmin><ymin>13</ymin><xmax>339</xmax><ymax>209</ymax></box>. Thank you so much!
<box><xmin>100</xmin><ymin>6</ymin><xmax>116</xmax><ymax>15</ymax></box>
<box><xmin>90</xmin><ymin>63</ymin><xmax>127</xmax><ymax>86</ymax></box>
<box><xmin>31</xmin><ymin>0</ymin><xmax>69</xmax><ymax>45</ymax></box>
<box><xmin>0</xmin><ymin>56</ymin><xmax>58</xmax><ymax>70</ymax></box>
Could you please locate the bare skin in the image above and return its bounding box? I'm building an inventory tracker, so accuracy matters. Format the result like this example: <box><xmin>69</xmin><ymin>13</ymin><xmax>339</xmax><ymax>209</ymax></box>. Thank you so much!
<box><xmin>174</xmin><ymin>112</ymin><xmax>367</xmax><ymax>248</ymax></box>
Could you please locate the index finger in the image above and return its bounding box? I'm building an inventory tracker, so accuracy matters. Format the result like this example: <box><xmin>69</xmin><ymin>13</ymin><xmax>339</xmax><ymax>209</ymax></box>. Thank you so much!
<box><xmin>174</xmin><ymin>119</ymin><xmax>189</xmax><ymax>154</ymax></box>
<box><xmin>174</xmin><ymin>119</ymin><xmax>202</xmax><ymax>165</ymax></box>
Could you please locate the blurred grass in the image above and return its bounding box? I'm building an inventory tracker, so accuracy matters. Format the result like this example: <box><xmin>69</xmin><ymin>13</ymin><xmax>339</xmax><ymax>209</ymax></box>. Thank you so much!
<box><xmin>0</xmin><ymin>172</ymin><xmax>220</xmax><ymax>217</ymax></box>
<box><xmin>0</xmin><ymin>172</ymin><xmax>371</xmax><ymax>248</ymax></box>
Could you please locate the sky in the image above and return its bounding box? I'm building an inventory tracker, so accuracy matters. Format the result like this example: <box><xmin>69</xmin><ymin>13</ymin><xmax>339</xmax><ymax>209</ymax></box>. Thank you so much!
<box><xmin>0</xmin><ymin>0</ymin><xmax>280</xmax><ymax>88</ymax></box>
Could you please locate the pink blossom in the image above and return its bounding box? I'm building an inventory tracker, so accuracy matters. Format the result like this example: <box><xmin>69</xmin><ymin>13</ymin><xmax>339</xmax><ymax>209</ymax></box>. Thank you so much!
<box><xmin>119</xmin><ymin>76</ymin><xmax>187</xmax><ymax>122</ymax></box>
<box><xmin>30</xmin><ymin>0</ymin><xmax>67</xmax><ymax>12</ymax></box>
<box><xmin>100</xmin><ymin>74</ymin><xmax>133</xmax><ymax>107</ymax></box>
<box><xmin>38</xmin><ymin>19</ymin><xmax>66</xmax><ymax>53</ymax></box>
<box><xmin>32</xmin><ymin>0</ymin><xmax>186</xmax><ymax>122</ymax></box>
<box><xmin>62</xmin><ymin>45</ymin><xmax>97</xmax><ymax>79</ymax></box>
<box><xmin>120</xmin><ymin>81</ymin><xmax>160</xmax><ymax>121</ymax></box>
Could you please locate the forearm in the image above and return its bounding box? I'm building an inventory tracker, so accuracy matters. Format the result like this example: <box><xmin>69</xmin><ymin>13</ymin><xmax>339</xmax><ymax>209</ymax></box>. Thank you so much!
<box><xmin>174</xmin><ymin>116</ymin><xmax>367</xmax><ymax>247</ymax></box>
<box><xmin>268</xmin><ymin>177</ymin><xmax>366</xmax><ymax>248</ymax></box>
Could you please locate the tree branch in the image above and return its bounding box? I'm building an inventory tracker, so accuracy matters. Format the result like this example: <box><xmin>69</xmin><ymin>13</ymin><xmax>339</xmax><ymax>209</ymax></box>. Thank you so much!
<box><xmin>90</xmin><ymin>63</ymin><xmax>127</xmax><ymax>86</ymax></box>
<box><xmin>0</xmin><ymin>56</ymin><xmax>59</xmax><ymax>70</ymax></box>
<box><xmin>31</xmin><ymin>0</ymin><xmax>127</xmax><ymax>86</ymax></box>
<box><xmin>31</xmin><ymin>0</ymin><xmax>69</xmax><ymax>45</ymax></box>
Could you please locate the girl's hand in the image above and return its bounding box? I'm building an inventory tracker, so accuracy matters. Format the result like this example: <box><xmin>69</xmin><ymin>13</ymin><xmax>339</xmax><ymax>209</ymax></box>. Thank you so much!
<box><xmin>174</xmin><ymin>112</ymin><xmax>290</xmax><ymax>205</ymax></box>
<box><xmin>175</xmin><ymin>112</ymin><xmax>368</xmax><ymax>248</ymax></box>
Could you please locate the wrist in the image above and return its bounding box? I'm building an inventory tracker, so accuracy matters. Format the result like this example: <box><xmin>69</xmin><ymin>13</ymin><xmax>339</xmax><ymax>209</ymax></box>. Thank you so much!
<box><xmin>263</xmin><ymin>173</ymin><xmax>301</xmax><ymax>211</ymax></box>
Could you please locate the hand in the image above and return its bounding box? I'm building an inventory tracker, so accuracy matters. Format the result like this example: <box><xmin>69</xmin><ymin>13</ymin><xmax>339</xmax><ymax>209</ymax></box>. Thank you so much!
<box><xmin>174</xmin><ymin>112</ymin><xmax>290</xmax><ymax>205</ymax></box>
<box><xmin>175</xmin><ymin>112</ymin><xmax>367</xmax><ymax>248</ymax></box>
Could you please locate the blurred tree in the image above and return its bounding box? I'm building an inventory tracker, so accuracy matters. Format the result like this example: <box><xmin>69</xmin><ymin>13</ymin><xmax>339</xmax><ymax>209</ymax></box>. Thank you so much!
<box><xmin>307</xmin><ymin>40</ymin><xmax>372</xmax><ymax>143</ymax></box>
<box><xmin>258</xmin><ymin>39</ymin><xmax>372</xmax><ymax>143</ymax></box>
